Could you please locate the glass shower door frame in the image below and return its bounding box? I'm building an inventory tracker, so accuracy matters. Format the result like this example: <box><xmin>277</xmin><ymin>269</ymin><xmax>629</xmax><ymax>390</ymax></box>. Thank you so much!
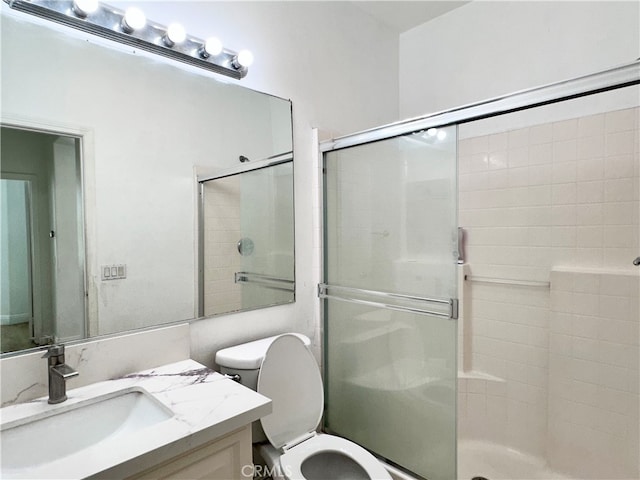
<box><xmin>320</xmin><ymin>125</ymin><xmax>460</xmax><ymax>479</ymax></box>
<box><xmin>319</xmin><ymin>60</ymin><xmax>639</xmax><ymax>480</ymax></box>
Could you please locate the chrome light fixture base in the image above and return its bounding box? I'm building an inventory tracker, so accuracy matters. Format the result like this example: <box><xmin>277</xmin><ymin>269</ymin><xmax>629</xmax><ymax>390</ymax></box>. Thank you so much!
<box><xmin>3</xmin><ymin>0</ymin><xmax>250</xmax><ymax>80</ymax></box>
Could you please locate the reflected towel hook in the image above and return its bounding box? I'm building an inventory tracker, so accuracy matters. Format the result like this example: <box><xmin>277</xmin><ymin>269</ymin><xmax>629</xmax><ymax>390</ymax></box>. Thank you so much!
<box><xmin>237</xmin><ymin>237</ymin><xmax>254</xmax><ymax>256</ymax></box>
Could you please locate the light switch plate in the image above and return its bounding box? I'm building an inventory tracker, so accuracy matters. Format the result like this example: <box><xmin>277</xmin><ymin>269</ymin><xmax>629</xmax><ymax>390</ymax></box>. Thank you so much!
<box><xmin>101</xmin><ymin>264</ymin><xmax>126</xmax><ymax>280</ymax></box>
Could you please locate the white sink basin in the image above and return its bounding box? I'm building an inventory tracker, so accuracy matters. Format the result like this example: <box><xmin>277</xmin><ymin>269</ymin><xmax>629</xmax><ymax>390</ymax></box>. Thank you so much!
<box><xmin>1</xmin><ymin>387</ymin><xmax>173</xmax><ymax>472</ymax></box>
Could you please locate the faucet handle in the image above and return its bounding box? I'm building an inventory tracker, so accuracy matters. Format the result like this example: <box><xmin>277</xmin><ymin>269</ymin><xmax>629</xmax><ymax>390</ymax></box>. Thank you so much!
<box><xmin>51</xmin><ymin>364</ymin><xmax>79</xmax><ymax>379</ymax></box>
<box><xmin>42</xmin><ymin>344</ymin><xmax>65</xmax><ymax>359</ymax></box>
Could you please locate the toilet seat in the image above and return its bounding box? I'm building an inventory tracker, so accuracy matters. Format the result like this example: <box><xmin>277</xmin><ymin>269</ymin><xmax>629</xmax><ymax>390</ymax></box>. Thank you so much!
<box><xmin>257</xmin><ymin>335</ymin><xmax>392</xmax><ymax>480</ymax></box>
<box><xmin>279</xmin><ymin>434</ymin><xmax>392</xmax><ymax>480</ymax></box>
<box><xmin>257</xmin><ymin>334</ymin><xmax>324</xmax><ymax>450</ymax></box>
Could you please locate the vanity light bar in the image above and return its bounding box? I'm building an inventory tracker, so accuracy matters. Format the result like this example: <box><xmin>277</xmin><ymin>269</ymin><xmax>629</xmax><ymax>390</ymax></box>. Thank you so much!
<box><xmin>3</xmin><ymin>0</ymin><xmax>252</xmax><ymax>80</ymax></box>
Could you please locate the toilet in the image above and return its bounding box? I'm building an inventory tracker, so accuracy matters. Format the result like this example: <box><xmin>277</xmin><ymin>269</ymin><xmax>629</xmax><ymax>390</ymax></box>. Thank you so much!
<box><xmin>216</xmin><ymin>333</ymin><xmax>392</xmax><ymax>480</ymax></box>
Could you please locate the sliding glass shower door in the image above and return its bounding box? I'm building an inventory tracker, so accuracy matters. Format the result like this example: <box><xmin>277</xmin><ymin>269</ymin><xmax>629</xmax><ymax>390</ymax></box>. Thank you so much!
<box><xmin>322</xmin><ymin>126</ymin><xmax>458</xmax><ymax>480</ymax></box>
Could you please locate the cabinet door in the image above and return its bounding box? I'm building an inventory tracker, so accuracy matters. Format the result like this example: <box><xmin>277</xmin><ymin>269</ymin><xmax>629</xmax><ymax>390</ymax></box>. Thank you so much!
<box><xmin>129</xmin><ymin>426</ymin><xmax>252</xmax><ymax>480</ymax></box>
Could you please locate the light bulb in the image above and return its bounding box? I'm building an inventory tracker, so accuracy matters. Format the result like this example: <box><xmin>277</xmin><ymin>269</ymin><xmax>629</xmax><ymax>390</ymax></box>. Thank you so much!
<box><xmin>426</xmin><ymin>128</ymin><xmax>437</xmax><ymax>137</ymax></box>
<box><xmin>201</xmin><ymin>37</ymin><xmax>223</xmax><ymax>57</ymax></box>
<box><xmin>122</xmin><ymin>7</ymin><xmax>146</xmax><ymax>33</ymax></box>
<box><xmin>164</xmin><ymin>23</ymin><xmax>186</xmax><ymax>46</ymax></box>
<box><xmin>233</xmin><ymin>50</ymin><xmax>254</xmax><ymax>69</ymax></box>
<box><xmin>437</xmin><ymin>130</ymin><xmax>447</xmax><ymax>141</ymax></box>
<box><xmin>72</xmin><ymin>0</ymin><xmax>98</xmax><ymax>17</ymax></box>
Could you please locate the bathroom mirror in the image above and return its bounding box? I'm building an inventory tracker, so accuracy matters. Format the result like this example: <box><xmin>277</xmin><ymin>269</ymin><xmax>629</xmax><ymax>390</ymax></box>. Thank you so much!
<box><xmin>0</xmin><ymin>11</ymin><xmax>294</xmax><ymax>355</ymax></box>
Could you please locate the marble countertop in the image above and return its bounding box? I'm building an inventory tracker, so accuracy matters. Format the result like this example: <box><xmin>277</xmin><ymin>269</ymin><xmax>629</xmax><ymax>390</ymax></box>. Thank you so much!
<box><xmin>0</xmin><ymin>359</ymin><xmax>271</xmax><ymax>479</ymax></box>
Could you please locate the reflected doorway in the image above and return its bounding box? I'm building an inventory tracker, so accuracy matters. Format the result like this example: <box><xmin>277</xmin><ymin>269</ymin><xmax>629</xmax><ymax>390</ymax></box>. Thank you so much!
<box><xmin>0</xmin><ymin>178</ymin><xmax>35</xmax><ymax>351</ymax></box>
<box><xmin>0</xmin><ymin>126</ymin><xmax>86</xmax><ymax>354</ymax></box>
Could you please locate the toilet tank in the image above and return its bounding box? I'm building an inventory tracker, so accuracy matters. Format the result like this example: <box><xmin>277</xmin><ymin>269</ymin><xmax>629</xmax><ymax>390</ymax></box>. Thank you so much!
<box><xmin>215</xmin><ymin>333</ymin><xmax>311</xmax><ymax>443</ymax></box>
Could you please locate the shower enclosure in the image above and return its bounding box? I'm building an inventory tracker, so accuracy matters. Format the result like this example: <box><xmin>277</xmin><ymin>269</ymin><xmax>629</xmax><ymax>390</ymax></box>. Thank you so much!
<box><xmin>320</xmin><ymin>61</ymin><xmax>639</xmax><ymax>480</ymax></box>
<box><xmin>455</xmin><ymin>83</ymin><xmax>640</xmax><ymax>480</ymax></box>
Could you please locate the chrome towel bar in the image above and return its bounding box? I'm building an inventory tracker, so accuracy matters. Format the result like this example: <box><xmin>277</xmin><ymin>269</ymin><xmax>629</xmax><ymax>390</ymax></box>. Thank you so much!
<box><xmin>235</xmin><ymin>272</ymin><xmax>295</xmax><ymax>292</ymax></box>
<box><xmin>318</xmin><ymin>283</ymin><xmax>458</xmax><ymax>319</ymax></box>
<box><xmin>464</xmin><ymin>275</ymin><xmax>550</xmax><ymax>288</ymax></box>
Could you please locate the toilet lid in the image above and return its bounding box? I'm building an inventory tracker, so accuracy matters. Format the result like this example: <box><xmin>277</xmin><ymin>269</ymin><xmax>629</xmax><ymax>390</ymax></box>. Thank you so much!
<box><xmin>257</xmin><ymin>334</ymin><xmax>324</xmax><ymax>449</ymax></box>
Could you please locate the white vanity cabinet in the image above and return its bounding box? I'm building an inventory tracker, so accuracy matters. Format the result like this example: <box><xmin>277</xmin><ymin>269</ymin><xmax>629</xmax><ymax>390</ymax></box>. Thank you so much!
<box><xmin>0</xmin><ymin>360</ymin><xmax>270</xmax><ymax>480</ymax></box>
<box><xmin>128</xmin><ymin>426</ymin><xmax>252</xmax><ymax>480</ymax></box>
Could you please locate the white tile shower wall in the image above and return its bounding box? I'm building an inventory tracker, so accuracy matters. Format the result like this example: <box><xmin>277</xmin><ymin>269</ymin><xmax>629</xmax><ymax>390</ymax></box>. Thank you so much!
<box><xmin>458</xmin><ymin>281</ymin><xmax>550</xmax><ymax>456</ymax></box>
<box><xmin>202</xmin><ymin>177</ymin><xmax>242</xmax><ymax>315</ymax></box>
<box><xmin>548</xmin><ymin>269</ymin><xmax>639</xmax><ymax>479</ymax></box>
<box><xmin>458</xmin><ymin>106</ymin><xmax>640</xmax><ymax>472</ymax></box>
<box><xmin>457</xmin><ymin>370</ymin><xmax>508</xmax><ymax>446</ymax></box>
<box><xmin>459</xmin><ymin>108</ymin><xmax>639</xmax><ymax>273</ymax></box>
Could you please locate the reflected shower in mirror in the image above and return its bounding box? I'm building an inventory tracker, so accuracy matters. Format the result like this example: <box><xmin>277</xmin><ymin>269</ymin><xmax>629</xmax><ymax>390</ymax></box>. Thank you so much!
<box><xmin>200</xmin><ymin>160</ymin><xmax>294</xmax><ymax>316</ymax></box>
<box><xmin>1</xmin><ymin>9</ymin><xmax>294</xmax><ymax>356</ymax></box>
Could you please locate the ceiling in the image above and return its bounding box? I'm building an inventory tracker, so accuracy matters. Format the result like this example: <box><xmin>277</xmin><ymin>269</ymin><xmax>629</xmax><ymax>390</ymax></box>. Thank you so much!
<box><xmin>351</xmin><ymin>1</ymin><xmax>470</xmax><ymax>33</ymax></box>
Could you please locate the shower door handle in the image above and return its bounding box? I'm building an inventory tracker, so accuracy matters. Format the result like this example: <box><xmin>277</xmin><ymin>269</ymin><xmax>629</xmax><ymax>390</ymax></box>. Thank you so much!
<box><xmin>457</xmin><ymin>227</ymin><xmax>465</xmax><ymax>264</ymax></box>
<box><xmin>634</xmin><ymin>257</ymin><xmax>640</xmax><ymax>266</ymax></box>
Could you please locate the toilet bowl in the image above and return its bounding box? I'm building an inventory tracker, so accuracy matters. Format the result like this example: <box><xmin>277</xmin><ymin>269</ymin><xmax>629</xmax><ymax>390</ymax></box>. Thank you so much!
<box><xmin>215</xmin><ymin>333</ymin><xmax>392</xmax><ymax>480</ymax></box>
<box><xmin>260</xmin><ymin>433</ymin><xmax>392</xmax><ymax>480</ymax></box>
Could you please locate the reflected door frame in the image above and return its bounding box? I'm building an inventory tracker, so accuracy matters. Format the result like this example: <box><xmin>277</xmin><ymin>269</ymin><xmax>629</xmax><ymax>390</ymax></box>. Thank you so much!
<box><xmin>1</xmin><ymin>116</ymin><xmax>94</xmax><ymax>343</ymax></box>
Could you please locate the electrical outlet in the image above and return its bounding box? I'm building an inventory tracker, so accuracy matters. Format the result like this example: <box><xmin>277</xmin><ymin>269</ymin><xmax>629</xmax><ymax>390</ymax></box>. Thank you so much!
<box><xmin>101</xmin><ymin>264</ymin><xmax>126</xmax><ymax>280</ymax></box>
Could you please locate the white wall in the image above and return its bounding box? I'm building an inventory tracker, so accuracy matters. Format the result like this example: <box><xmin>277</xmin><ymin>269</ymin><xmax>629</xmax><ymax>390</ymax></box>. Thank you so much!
<box><xmin>400</xmin><ymin>1</ymin><xmax>640</xmax><ymax>118</ymax></box>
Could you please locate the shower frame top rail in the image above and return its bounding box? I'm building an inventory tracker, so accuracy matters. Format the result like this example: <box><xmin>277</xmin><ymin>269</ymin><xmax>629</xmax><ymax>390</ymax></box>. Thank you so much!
<box><xmin>320</xmin><ymin>60</ymin><xmax>640</xmax><ymax>152</ymax></box>
<box><xmin>198</xmin><ymin>151</ymin><xmax>293</xmax><ymax>183</ymax></box>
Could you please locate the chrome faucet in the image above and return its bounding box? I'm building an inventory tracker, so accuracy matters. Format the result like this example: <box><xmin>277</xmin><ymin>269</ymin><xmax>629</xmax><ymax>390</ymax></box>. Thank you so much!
<box><xmin>42</xmin><ymin>345</ymin><xmax>79</xmax><ymax>404</ymax></box>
